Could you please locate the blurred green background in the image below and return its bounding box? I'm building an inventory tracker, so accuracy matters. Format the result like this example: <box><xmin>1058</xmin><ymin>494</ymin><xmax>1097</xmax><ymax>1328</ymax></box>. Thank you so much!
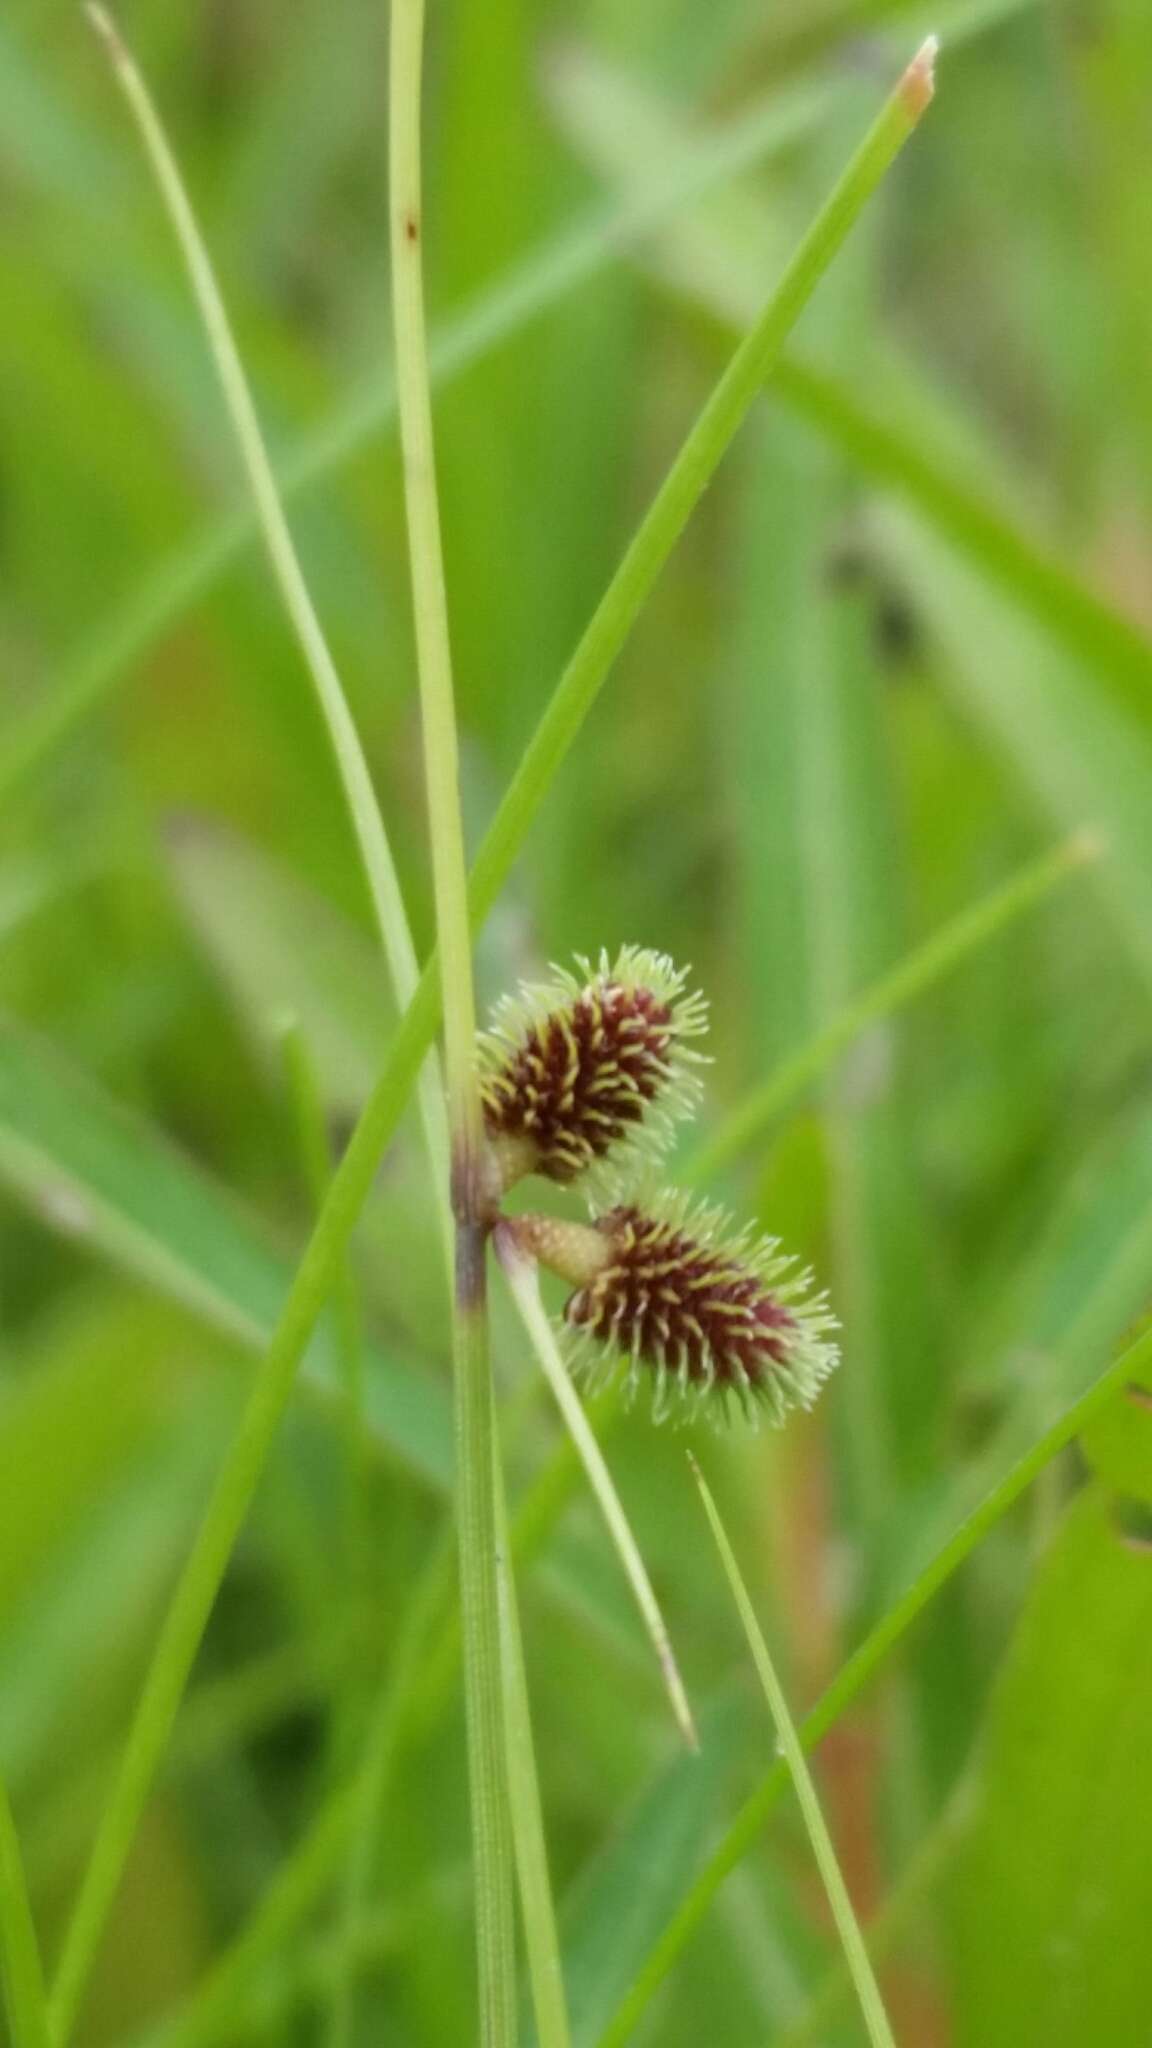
<box><xmin>4</xmin><ymin>0</ymin><xmax>1152</xmax><ymax>2042</ymax></box>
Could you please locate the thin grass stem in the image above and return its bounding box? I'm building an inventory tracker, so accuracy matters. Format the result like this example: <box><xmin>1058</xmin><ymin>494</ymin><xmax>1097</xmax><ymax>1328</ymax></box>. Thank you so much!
<box><xmin>775</xmin><ymin>1781</ymin><xmax>972</xmax><ymax>2048</ymax></box>
<box><xmin>389</xmin><ymin>3</ymin><xmax>514</xmax><ymax>2036</ymax></box>
<box><xmin>691</xmin><ymin>1459</ymin><xmax>897</xmax><ymax>2048</ymax></box>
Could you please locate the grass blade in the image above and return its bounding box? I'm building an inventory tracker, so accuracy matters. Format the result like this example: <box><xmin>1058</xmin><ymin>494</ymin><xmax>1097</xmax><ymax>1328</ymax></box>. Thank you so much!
<box><xmin>0</xmin><ymin>1777</ymin><xmax>50</xmax><ymax>2048</ymax></box>
<box><xmin>463</xmin><ymin>38</ymin><xmax>936</xmax><ymax>932</ymax></box>
<box><xmin>599</xmin><ymin>1319</ymin><xmax>1152</xmax><ymax>2044</ymax></box>
<box><xmin>776</xmin><ymin>1786</ymin><xmax>970</xmax><ymax>2048</ymax></box>
<box><xmin>495</xmin><ymin>1229</ymin><xmax>696</xmax><ymax>1752</ymax></box>
<box><xmin>688</xmin><ymin>833</ymin><xmax>1099</xmax><ymax>1181</ymax></box>
<box><xmin>690</xmin><ymin>1458</ymin><xmax>897</xmax><ymax>2048</ymax></box>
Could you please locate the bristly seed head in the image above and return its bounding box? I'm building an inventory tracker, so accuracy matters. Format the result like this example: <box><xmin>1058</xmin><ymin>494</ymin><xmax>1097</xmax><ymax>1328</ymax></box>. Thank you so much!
<box><xmin>553</xmin><ymin>1189</ymin><xmax>839</xmax><ymax>1428</ymax></box>
<box><xmin>478</xmin><ymin>947</ymin><xmax>708</xmax><ymax>1196</ymax></box>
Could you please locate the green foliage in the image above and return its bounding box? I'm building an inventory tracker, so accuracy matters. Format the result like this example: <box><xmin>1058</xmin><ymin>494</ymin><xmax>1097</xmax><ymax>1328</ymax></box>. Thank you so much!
<box><xmin>4</xmin><ymin>0</ymin><xmax>1152</xmax><ymax>2042</ymax></box>
<box><xmin>953</xmin><ymin>1485</ymin><xmax>1152</xmax><ymax>2047</ymax></box>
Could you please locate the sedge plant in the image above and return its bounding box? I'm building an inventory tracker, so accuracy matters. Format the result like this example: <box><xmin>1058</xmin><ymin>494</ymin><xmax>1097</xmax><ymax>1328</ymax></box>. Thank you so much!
<box><xmin>21</xmin><ymin>16</ymin><xmax>943</xmax><ymax>2047</ymax></box>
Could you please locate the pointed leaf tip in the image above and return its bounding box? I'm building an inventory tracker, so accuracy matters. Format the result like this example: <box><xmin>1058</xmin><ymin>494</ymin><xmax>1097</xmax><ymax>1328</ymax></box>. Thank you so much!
<box><xmin>901</xmin><ymin>34</ymin><xmax>939</xmax><ymax>119</ymax></box>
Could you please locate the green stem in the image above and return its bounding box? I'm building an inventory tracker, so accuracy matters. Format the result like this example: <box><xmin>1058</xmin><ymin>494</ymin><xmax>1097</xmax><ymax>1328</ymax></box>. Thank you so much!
<box><xmin>389</xmin><ymin>0</ymin><xmax>478</xmax><ymax>1150</ymax></box>
<box><xmin>389</xmin><ymin>4</ymin><xmax>513</xmax><ymax>2040</ymax></box>
<box><xmin>600</xmin><ymin>1319</ymin><xmax>1152</xmax><ymax>2044</ymax></box>
<box><xmin>687</xmin><ymin>832</ymin><xmax>1099</xmax><ymax>1181</ymax></box>
<box><xmin>0</xmin><ymin>1777</ymin><xmax>50</xmax><ymax>2048</ymax></box>
<box><xmin>692</xmin><ymin>1461</ymin><xmax>897</xmax><ymax>2048</ymax></box>
<box><xmin>452</xmin><ymin>1255</ymin><xmax>516</xmax><ymax>2042</ymax></box>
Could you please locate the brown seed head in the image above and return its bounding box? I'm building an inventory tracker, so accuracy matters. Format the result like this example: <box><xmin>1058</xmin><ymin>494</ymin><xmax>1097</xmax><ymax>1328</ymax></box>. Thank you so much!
<box><xmin>560</xmin><ymin>1191</ymin><xmax>839</xmax><ymax>1426</ymax></box>
<box><xmin>479</xmin><ymin>948</ymin><xmax>707</xmax><ymax>1194</ymax></box>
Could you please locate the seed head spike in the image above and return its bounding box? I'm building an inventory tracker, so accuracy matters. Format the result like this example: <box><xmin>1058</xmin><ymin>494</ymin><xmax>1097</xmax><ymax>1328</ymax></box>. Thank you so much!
<box><xmin>478</xmin><ymin>946</ymin><xmax>708</xmax><ymax>1196</ymax></box>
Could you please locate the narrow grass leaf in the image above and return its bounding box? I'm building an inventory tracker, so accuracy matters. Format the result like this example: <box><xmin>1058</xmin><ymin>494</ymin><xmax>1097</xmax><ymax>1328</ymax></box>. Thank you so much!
<box><xmin>691</xmin><ymin>1457</ymin><xmax>897</xmax><ymax>2048</ymax></box>
<box><xmin>496</xmin><ymin>1232</ymin><xmax>696</xmax><ymax>1751</ymax></box>
<box><xmin>463</xmin><ymin>38</ymin><xmax>936</xmax><ymax>934</ymax></box>
<box><xmin>777</xmin><ymin>1786</ymin><xmax>971</xmax><ymax>2048</ymax></box>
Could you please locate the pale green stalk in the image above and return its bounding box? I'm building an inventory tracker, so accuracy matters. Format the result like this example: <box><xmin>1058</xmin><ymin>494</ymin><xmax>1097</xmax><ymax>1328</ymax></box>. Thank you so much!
<box><xmin>0</xmin><ymin>1777</ymin><xmax>50</xmax><ymax>2048</ymax></box>
<box><xmin>691</xmin><ymin>1462</ymin><xmax>897</xmax><ymax>2048</ymax></box>
<box><xmin>495</xmin><ymin>1466</ymin><xmax>571</xmax><ymax>2048</ymax></box>
<box><xmin>389</xmin><ymin>0</ymin><xmax>477</xmax><ymax>1147</ymax></box>
<box><xmin>496</xmin><ymin>1230</ymin><xmax>696</xmax><ymax>1750</ymax></box>
<box><xmin>389</xmin><ymin>4</ymin><xmax>513</xmax><ymax>2042</ymax></box>
<box><xmin>81</xmin><ymin>2</ymin><xmax>448</xmax><ymax>1209</ymax></box>
<box><xmin>688</xmin><ymin>832</ymin><xmax>1100</xmax><ymax>1181</ymax></box>
<box><xmin>600</xmin><ymin>1319</ymin><xmax>1152</xmax><ymax>2044</ymax></box>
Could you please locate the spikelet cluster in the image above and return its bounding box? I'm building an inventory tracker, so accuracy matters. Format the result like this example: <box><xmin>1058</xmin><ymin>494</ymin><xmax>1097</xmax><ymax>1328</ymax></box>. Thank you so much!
<box><xmin>478</xmin><ymin>947</ymin><xmax>707</xmax><ymax>1196</ymax></box>
<box><xmin>481</xmin><ymin>943</ymin><xmax>839</xmax><ymax>1427</ymax></box>
<box><xmin>559</xmin><ymin>1189</ymin><xmax>839</xmax><ymax>1427</ymax></box>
